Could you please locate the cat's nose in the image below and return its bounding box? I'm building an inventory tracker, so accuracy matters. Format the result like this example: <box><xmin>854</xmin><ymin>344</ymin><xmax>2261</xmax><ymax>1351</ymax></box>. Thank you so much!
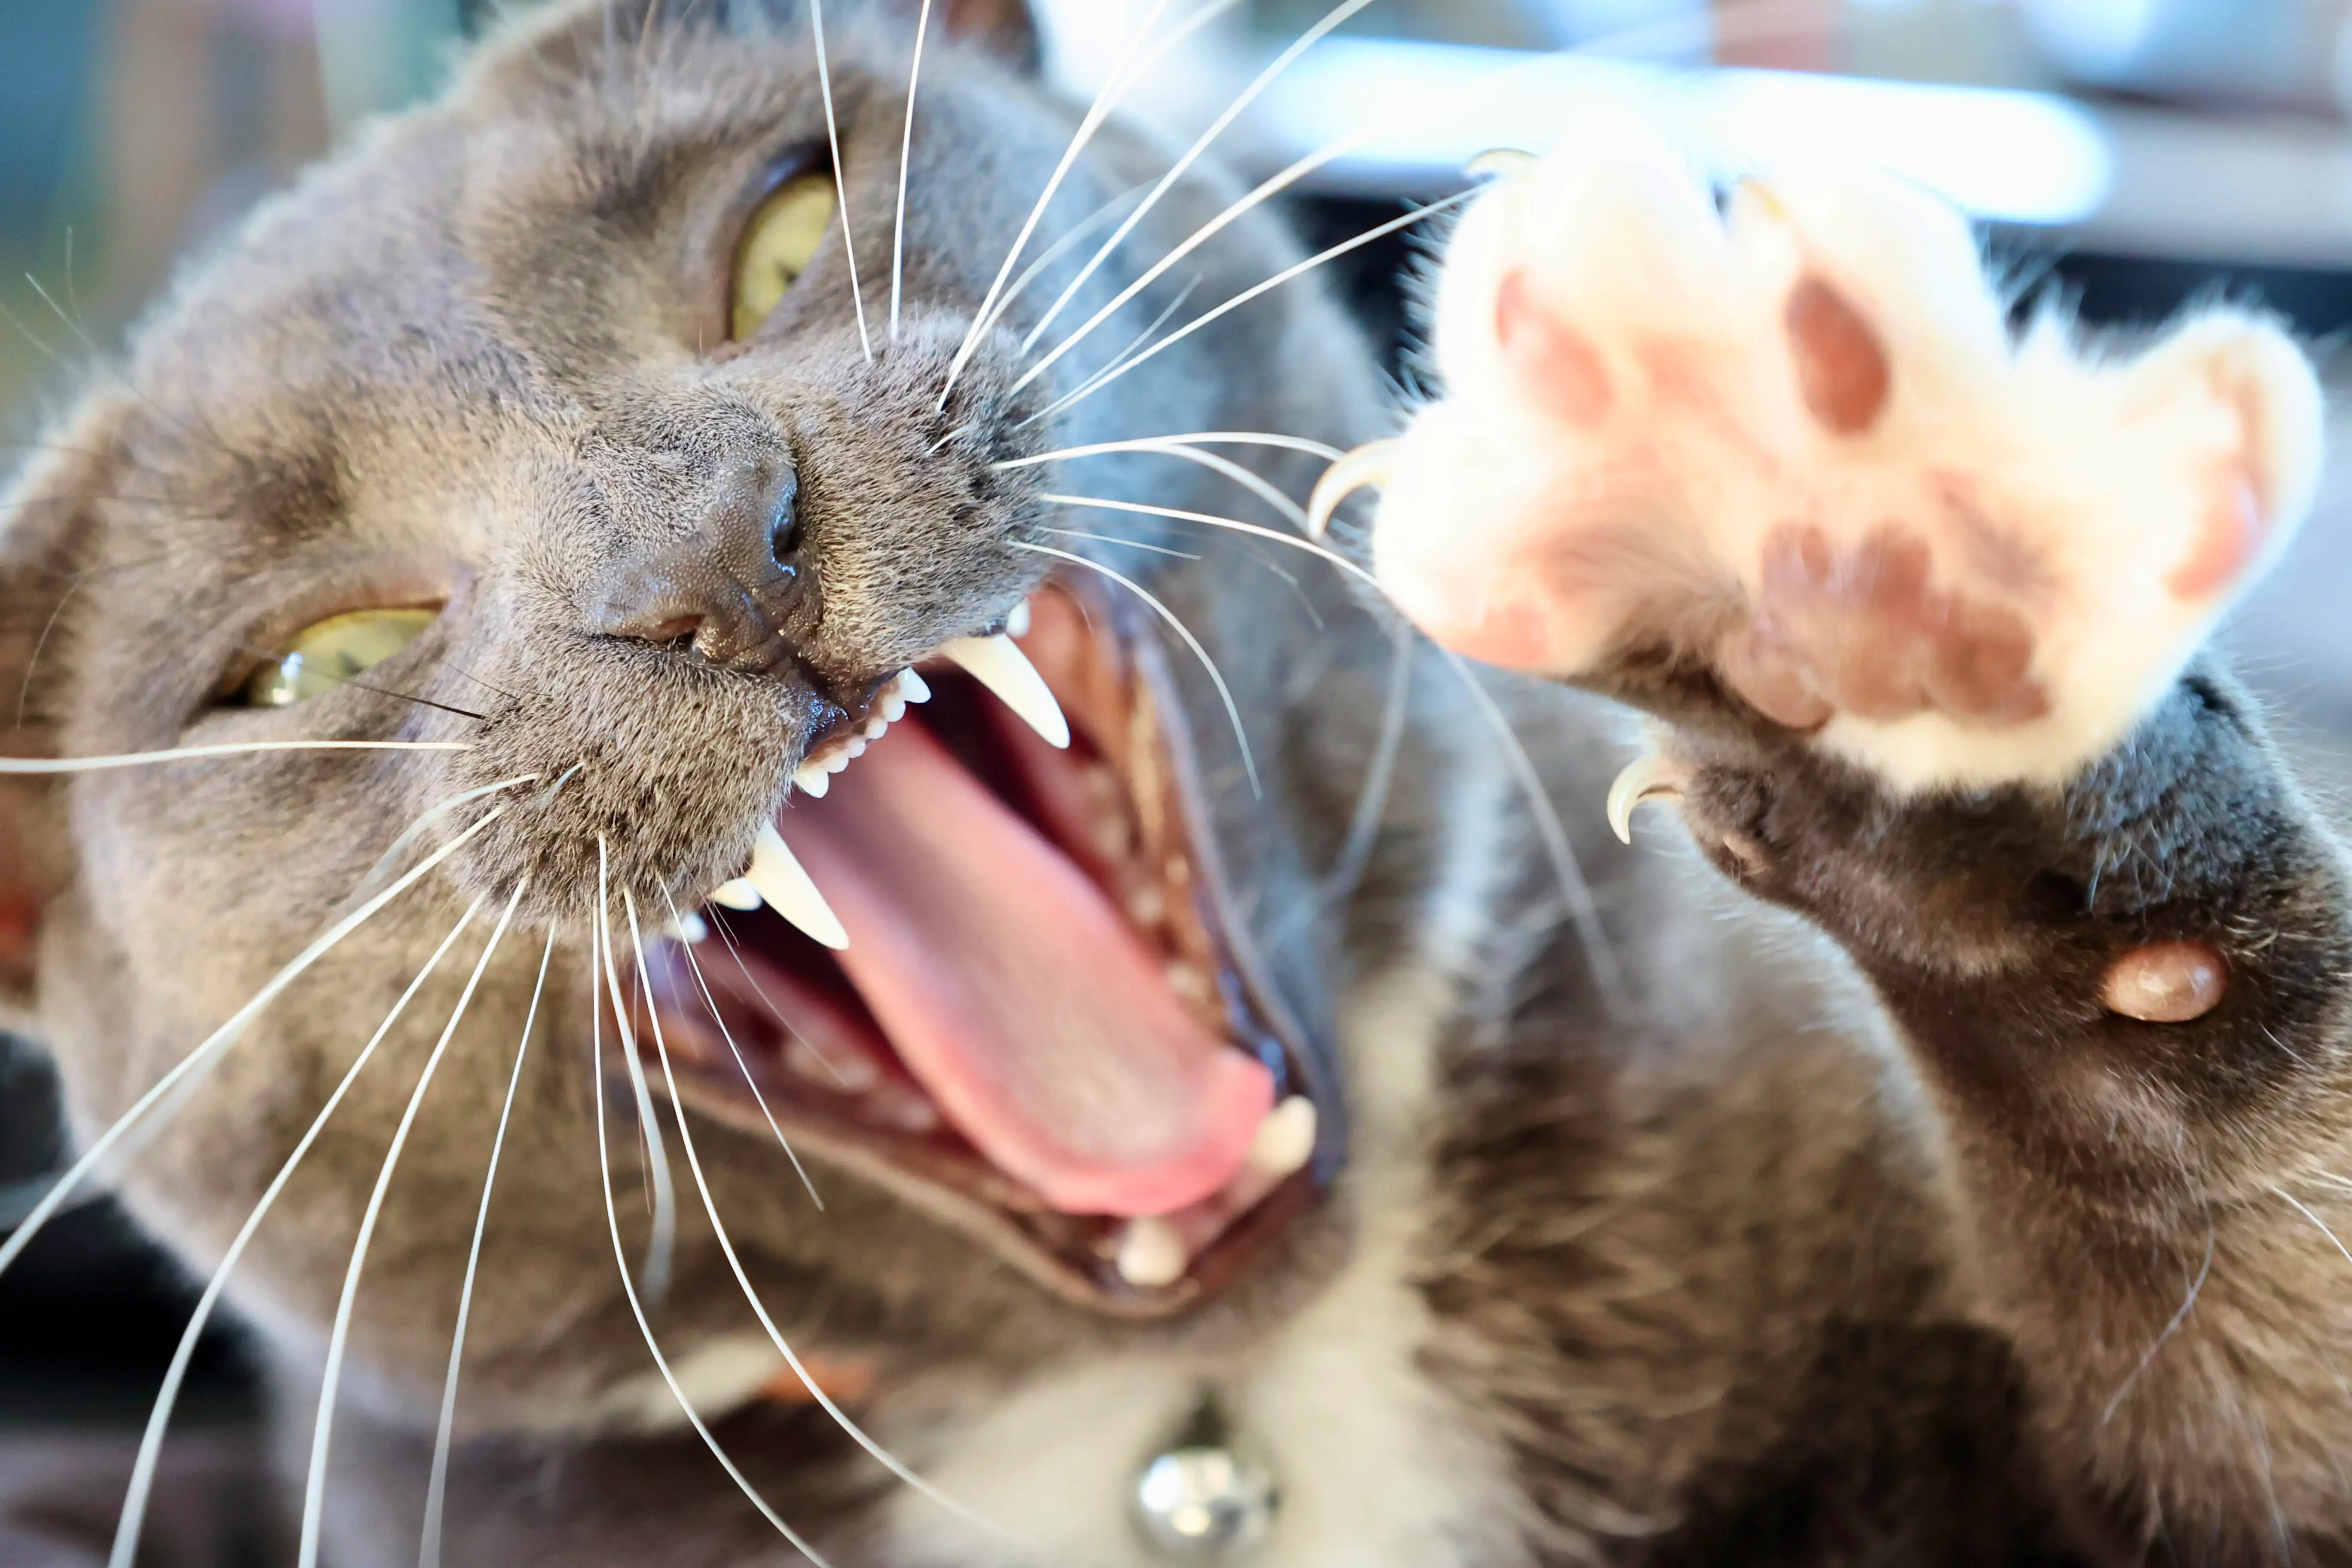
<box><xmin>584</xmin><ymin>458</ymin><xmax>813</xmax><ymax>677</ymax></box>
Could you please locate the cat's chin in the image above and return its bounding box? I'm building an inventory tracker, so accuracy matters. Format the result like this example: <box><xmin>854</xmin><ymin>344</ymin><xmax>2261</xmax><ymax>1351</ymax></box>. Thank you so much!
<box><xmin>636</xmin><ymin>583</ymin><xmax>1329</xmax><ymax>1319</ymax></box>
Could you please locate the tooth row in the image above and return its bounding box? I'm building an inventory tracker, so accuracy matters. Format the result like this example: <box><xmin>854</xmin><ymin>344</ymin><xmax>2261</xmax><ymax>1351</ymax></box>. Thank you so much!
<box><xmin>1109</xmin><ymin>1097</ymin><xmax>1318</xmax><ymax>1290</ymax></box>
<box><xmin>795</xmin><ymin>668</ymin><xmax>931</xmax><ymax>797</ymax></box>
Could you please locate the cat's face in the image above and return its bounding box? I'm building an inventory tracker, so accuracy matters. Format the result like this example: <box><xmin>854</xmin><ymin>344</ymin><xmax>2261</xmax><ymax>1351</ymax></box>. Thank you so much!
<box><xmin>0</xmin><ymin>0</ymin><xmax>1433</xmax><ymax>1439</ymax></box>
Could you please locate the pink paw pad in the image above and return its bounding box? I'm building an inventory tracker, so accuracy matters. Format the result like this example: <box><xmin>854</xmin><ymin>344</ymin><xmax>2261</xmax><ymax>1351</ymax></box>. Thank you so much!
<box><xmin>1351</xmin><ymin>140</ymin><xmax>2324</xmax><ymax>792</ymax></box>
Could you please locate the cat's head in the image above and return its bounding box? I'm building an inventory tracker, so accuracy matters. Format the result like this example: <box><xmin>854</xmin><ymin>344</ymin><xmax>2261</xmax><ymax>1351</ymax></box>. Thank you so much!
<box><xmin>0</xmin><ymin>0</ymin><xmax>1437</xmax><ymax>1439</ymax></box>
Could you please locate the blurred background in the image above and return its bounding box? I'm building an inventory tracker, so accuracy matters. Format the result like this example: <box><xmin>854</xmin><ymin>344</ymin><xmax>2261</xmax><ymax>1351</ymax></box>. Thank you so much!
<box><xmin>7</xmin><ymin>0</ymin><xmax>2352</xmax><ymax>1559</ymax></box>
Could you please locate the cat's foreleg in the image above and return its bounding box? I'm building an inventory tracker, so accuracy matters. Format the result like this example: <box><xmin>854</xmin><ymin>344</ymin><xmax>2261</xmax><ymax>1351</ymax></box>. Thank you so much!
<box><xmin>1332</xmin><ymin>138</ymin><xmax>2352</xmax><ymax>1556</ymax></box>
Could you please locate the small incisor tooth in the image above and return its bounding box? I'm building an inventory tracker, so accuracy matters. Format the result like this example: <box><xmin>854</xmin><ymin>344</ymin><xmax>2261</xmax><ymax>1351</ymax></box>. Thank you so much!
<box><xmin>1114</xmin><ymin>1216</ymin><xmax>1188</xmax><ymax>1289</ymax></box>
<box><xmin>941</xmin><ymin>633</ymin><xmax>1070</xmax><ymax>749</ymax></box>
<box><xmin>748</xmin><ymin>823</ymin><xmax>850</xmax><ymax>950</ymax></box>
<box><xmin>1246</xmin><ymin>1096</ymin><xmax>1317</xmax><ymax>1180</ymax></box>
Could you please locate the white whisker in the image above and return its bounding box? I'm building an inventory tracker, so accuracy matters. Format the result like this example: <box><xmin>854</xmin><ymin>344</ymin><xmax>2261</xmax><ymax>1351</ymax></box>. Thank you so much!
<box><xmin>624</xmin><ymin>898</ymin><xmax>1008</xmax><ymax>1540</ymax></box>
<box><xmin>1039</xmin><ymin>275</ymin><xmax>1201</xmax><ymax>419</ymax></box>
<box><xmin>649</xmin><ymin>885</ymin><xmax>823</xmax><ymax>1209</ymax></box>
<box><xmin>1010</xmin><ymin>438</ymin><xmax>1319</xmax><ymax>533</ymax></box>
<box><xmin>1010</xmin><ymin>539</ymin><xmax>1259</xmax><ymax>798</ymax></box>
<box><xmin>353</xmin><ymin>774</ymin><xmax>539</xmax><ymax>904</ymax></box>
<box><xmin>1034</xmin><ymin>493</ymin><xmax>1628</xmax><ymax>1011</ymax></box>
<box><xmin>996</xmin><ymin>432</ymin><xmax>1347</xmax><ymax>469</ymax></box>
<box><xmin>888</xmin><ymin>0</ymin><xmax>937</xmax><ymax>345</ymax></box>
<box><xmin>0</xmin><ymin>740</ymin><xmax>469</xmax><ymax>773</ymax></box>
<box><xmin>107</xmin><ymin>895</ymin><xmax>489</xmax><ymax>1568</ymax></box>
<box><xmin>808</xmin><ymin>0</ymin><xmax>873</xmax><ymax>362</ymax></box>
<box><xmin>595</xmin><ymin>840</ymin><xmax>677</xmax><ymax>1301</ymax></box>
<box><xmin>955</xmin><ymin>182</ymin><xmax>1152</xmax><ymax>369</ymax></box>
<box><xmin>1014</xmin><ymin>0</ymin><xmax>1844</xmax><ymax>395</ymax></box>
<box><xmin>1325</xmin><ymin>619</ymin><xmax>1415</xmax><ymax>906</ymax></box>
<box><xmin>297</xmin><ymin>884</ymin><xmax>524</xmax><ymax>1568</ymax></box>
<box><xmin>701</xmin><ymin>911</ymin><xmax>849</xmax><ymax>1087</ymax></box>
<box><xmin>1041</xmin><ymin>528</ymin><xmax>1198</xmax><ymax>561</ymax></box>
<box><xmin>592</xmin><ymin>944</ymin><xmax>836</xmax><ymax>1568</ymax></box>
<box><xmin>2279</xmin><ymin>1187</ymin><xmax>2352</xmax><ymax>1269</ymax></box>
<box><xmin>1017</xmin><ymin>0</ymin><xmax>1382</xmax><ymax>361</ymax></box>
<box><xmin>937</xmin><ymin>0</ymin><xmax>1195</xmax><ymax>406</ymax></box>
<box><xmin>0</xmin><ymin>802</ymin><xmax>508</xmax><ymax>1285</ymax></box>
<box><xmin>419</xmin><ymin>925</ymin><xmax>557</xmax><ymax>1568</ymax></box>
<box><xmin>1023</xmin><ymin>191</ymin><xmax>1473</xmax><ymax>422</ymax></box>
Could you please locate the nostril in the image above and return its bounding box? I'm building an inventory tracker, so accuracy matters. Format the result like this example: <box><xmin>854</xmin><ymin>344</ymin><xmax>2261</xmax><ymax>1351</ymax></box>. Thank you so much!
<box><xmin>635</xmin><ymin>615</ymin><xmax>705</xmax><ymax>646</ymax></box>
<box><xmin>768</xmin><ymin>490</ymin><xmax>802</xmax><ymax>573</ymax></box>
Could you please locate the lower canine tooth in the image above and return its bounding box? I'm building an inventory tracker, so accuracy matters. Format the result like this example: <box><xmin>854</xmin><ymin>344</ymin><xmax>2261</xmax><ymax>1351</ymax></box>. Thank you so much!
<box><xmin>898</xmin><ymin>669</ymin><xmax>932</xmax><ymax>704</ymax></box>
<box><xmin>1007</xmin><ymin>600</ymin><xmax>1033</xmax><ymax>638</ymax></box>
<box><xmin>711</xmin><ymin>879</ymin><xmax>765</xmax><ymax>912</ymax></box>
<box><xmin>669</xmin><ymin>910</ymin><xmax>710</xmax><ymax>944</ymax></box>
<box><xmin>748</xmin><ymin>823</ymin><xmax>850</xmax><ymax>950</ymax></box>
<box><xmin>1114</xmin><ymin>1217</ymin><xmax>1188</xmax><ymax>1289</ymax></box>
<box><xmin>1246</xmin><ymin>1096</ymin><xmax>1317</xmax><ymax>1179</ymax></box>
<box><xmin>941</xmin><ymin>633</ymin><xmax>1070</xmax><ymax>749</ymax></box>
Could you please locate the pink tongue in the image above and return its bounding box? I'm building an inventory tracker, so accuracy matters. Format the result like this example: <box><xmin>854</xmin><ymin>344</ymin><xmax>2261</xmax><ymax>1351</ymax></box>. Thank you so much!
<box><xmin>780</xmin><ymin>722</ymin><xmax>1273</xmax><ymax>1217</ymax></box>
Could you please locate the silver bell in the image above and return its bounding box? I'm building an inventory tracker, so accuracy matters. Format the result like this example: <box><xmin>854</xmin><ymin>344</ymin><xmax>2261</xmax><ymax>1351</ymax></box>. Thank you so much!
<box><xmin>1133</xmin><ymin>1444</ymin><xmax>1277</xmax><ymax>1559</ymax></box>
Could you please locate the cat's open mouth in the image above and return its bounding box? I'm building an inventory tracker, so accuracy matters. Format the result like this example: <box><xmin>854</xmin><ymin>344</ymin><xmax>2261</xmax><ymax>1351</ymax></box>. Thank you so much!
<box><xmin>636</xmin><ymin>584</ymin><xmax>1326</xmax><ymax>1316</ymax></box>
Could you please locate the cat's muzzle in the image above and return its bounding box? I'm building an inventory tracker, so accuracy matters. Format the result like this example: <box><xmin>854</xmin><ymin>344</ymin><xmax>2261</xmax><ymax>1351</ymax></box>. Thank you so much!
<box><xmin>635</xmin><ymin>579</ymin><xmax>1333</xmax><ymax>1316</ymax></box>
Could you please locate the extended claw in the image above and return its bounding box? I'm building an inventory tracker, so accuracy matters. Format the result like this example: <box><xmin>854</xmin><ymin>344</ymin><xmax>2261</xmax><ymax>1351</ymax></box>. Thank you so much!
<box><xmin>1607</xmin><ymin>755</ymin><xmax>1694</xmax><ymax>845</ymax></box>
<box><xmin>1468</xmin><ymin>147</ymin><xmax>1539</xmax><ymax>181</ymax></box>
<box><xmin>1306</xmin><ymin>438</ymin><xmax>1403</xmax><ymax>540</ymax></box>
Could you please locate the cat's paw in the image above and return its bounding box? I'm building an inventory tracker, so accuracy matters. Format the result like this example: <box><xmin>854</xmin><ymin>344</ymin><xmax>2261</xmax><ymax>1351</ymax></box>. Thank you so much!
<box><xmin>1322</xmin><ymin>138</ymin><xmax>2324</xmax><ymax>792</ymax></box>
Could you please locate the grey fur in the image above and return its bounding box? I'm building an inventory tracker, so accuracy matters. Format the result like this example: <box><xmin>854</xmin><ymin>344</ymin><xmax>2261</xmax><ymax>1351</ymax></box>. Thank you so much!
<box><xmin>3</xmin><ymin>3</ymin><xmax>2350</xmax><ymax>1565</ymax></box>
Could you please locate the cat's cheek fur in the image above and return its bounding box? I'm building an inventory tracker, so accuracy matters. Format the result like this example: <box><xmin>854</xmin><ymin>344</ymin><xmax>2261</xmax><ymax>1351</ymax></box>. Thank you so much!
<box><xmin>0</xmin><ymin>394</ymin><xmax>137</xmax><ymax>1023</ymax></box>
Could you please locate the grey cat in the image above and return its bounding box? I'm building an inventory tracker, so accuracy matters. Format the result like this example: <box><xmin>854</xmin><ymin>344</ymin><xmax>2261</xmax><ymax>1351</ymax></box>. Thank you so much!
<box><xmin>1</xmin><ymin>1</ymin><xmax>2347</xmax><ymax>1564</ymax></box>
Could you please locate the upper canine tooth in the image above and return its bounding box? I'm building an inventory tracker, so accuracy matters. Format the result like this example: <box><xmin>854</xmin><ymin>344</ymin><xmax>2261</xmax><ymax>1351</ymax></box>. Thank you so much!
<box><xmin>941</xmin><ymin>634</ymin><xmax>1069</xmax><ymax>749</ymax></box>
<box><xmin>749</xmin><ymin>823</ymin><xmax>850</xmax><ymax>950</ymax></box>
<box><xmin>794</xmin><ymin>763</ymin><xmax>832</xmax><ymax>798</ymax></box>
<box><xmin>1006</xmin><ymin>599</ymin><xmax>1033</xmax><ymax>638</ymax></box>
<box><xmin>711</xmin><ymin>878</ymin><xmax>765</xmax><ymax>911</ymax></box>
<box><xmin>898</xmin><ymin>669</ymin><xmax>932</xmax><ymax>704</ymax></box>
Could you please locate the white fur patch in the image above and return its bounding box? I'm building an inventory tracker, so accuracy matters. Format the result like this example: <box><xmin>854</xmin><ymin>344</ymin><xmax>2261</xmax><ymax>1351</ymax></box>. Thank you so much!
<box><xmin>877</xmin><ymin>814</ymin><xmax>1528</xmax><ymax>1568</ymax></box>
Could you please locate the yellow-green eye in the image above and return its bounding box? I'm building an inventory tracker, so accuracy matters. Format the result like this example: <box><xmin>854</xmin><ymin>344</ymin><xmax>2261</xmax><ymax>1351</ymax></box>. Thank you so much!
<box><xmin>245</xmin><ymin>608</ymin><xmax>436</xmax><ymax>708</ymax></box>
<box><xmin>731</xmin><ymin>173</ymin><xmax>837</xmax><ymax>339</ymax></box>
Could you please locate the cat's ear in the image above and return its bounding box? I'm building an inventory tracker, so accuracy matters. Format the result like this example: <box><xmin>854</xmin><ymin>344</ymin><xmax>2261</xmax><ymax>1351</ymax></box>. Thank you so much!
<box><xmin>0</xmin><ymin>391</ymin><xmax>127</xmax><ymax>1015</ymax></box>
<box><xmin>885</xmin><ymin>0</ymin><xmax>1039</xmax><ymax>70</ymax></box>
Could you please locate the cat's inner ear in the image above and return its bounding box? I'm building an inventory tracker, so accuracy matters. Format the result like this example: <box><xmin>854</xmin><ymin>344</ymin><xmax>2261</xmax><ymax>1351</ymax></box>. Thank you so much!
<box><xmin>940</xmin><ymin>0</ymin><xmax>1040</xmax><ymax>70</ymax></box>
<box><xmin>0</xmin><ymin>395</ymin><xmax>129</xmax><ymax>1015</ymax></box>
